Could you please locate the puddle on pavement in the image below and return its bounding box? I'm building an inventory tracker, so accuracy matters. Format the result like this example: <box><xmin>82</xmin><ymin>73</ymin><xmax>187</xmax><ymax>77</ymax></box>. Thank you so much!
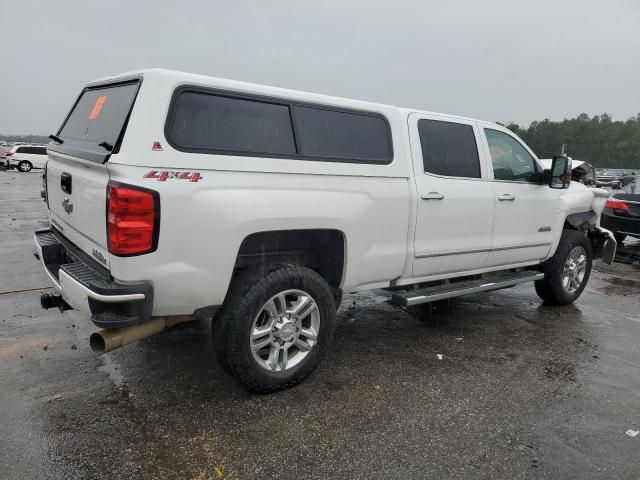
<box><xmin>598</xmin><ymin>275</ymin><xmax>640</xmax><ymax>296</ymax></box>
<box><xmin>615</xmin><ymin>238</ymin><xmax>640</xmax><ymax>266</ymax></box>
<box><xmin>97</xmin><ymin>354</ymin><xmax>126</xmax><ymax>388</ymax></box>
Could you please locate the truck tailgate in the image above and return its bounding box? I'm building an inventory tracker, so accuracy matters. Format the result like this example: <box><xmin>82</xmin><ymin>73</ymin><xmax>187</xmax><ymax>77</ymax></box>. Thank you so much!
<box><xmin>46</xmin><ymin>150</ymin><xmax>111</xmax><ymax>268</ymax></box>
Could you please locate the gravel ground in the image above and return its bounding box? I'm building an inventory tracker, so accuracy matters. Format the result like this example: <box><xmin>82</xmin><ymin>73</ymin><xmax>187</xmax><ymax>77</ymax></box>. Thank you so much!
<box><xmin>1</xmin><ymin>171</ymin><xmax>639</xmax><ymax>480</ymax></box>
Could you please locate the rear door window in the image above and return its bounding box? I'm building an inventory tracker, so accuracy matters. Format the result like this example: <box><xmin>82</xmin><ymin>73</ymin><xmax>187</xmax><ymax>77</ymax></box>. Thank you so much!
<box><xmin>418</xmin><ymin>119</ymin><xmax>481</xmax><ymax>178</ymax></box>
<box><xmin>53</xmin><ymin>80</ymin><xmax>140</xmax><ymax>162</ymax></box>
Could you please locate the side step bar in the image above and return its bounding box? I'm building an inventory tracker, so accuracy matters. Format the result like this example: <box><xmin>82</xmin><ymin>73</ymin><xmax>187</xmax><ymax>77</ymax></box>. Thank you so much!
<box><xmin>388</xmin><ymin>271</ymin><xmax>544</xmax><ymax>307</ymax></box>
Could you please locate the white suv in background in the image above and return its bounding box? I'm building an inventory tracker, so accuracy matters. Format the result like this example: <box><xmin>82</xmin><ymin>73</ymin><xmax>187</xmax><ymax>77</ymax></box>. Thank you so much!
<box><xmin>5</xmin><ymin>145</ymin><xmax>48</xmax><ymax>172</ymax></box>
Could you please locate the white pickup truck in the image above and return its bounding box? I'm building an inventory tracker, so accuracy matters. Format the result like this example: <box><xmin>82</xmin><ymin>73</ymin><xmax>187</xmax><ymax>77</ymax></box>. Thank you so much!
<box><xmin>35</xmin><ymin>69</ymin><xmax>615</xmax><ymax>392</ymax></box>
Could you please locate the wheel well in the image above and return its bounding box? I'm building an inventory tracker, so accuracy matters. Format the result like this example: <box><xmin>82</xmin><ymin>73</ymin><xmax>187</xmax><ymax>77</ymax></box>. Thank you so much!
<box><xmin>563</xmin><ymin>211</ymin><xmax>597</xmax><ymax>231</ymax></box>
<box><xmin>234</xmin><ymin>229</ymin><xmax>345</xmax><ymax>289</ymax></box>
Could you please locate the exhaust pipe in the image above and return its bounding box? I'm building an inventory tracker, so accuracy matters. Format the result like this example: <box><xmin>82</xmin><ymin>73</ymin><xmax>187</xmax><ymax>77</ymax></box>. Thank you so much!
<box><xmin>89</xmin><ymin>316</ymin><xmax>193</xmax><ymax>354</ymax></box>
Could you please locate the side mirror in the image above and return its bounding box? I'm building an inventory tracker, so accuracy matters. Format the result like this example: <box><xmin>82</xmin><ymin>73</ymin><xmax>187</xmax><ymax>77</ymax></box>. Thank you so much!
<box><xmin>549</xmin><ymin>155</ymin><xmax>571</xmax><ymax>189</ymax></box>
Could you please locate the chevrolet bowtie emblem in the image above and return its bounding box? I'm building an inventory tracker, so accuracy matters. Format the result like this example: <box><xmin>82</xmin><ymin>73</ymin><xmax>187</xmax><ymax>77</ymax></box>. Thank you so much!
<box><xmin>62</xmin><ymin>198</ymin><xmax>73</xmax><ymax>214</ymax></box>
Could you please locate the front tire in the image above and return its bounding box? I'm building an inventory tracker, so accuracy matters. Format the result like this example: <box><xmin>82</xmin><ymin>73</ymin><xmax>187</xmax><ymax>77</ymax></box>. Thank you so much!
<box><xmin>18</xmin><ymin>161</ymin><xmax>32</xmax><ymax>172</ymax></box>
<box><xmin>535</xmin><ymin>230</ymin><xmax>592</xmax><ymax>305</ymax></box>
<box><xmin>213</xmin><ymin>264</ymin><xmax>336</xmax><ymax>393</ymax></box>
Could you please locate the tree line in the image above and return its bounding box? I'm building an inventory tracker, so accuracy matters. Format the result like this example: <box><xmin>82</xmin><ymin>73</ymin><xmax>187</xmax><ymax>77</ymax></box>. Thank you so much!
<box><xmin>503</xmin><ymin>113</ymin><xmax>640</xmax><ymax>170</ymax></box>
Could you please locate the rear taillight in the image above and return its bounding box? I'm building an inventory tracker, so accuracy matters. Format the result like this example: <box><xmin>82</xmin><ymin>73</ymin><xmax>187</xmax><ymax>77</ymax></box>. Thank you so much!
<box><xmin>605</xmin><ymin>199</ymin><xmax>629</xmax><ymax>212</ymax></box>
<box><xmin>6</xmin><ymin>152</ymin><xmax>13</xmax><ymax>157</ymax></box>
<box><xmin>107</xmin><ymin>182</ymin><xmax>159</xmax><ymax>256</ymax></box>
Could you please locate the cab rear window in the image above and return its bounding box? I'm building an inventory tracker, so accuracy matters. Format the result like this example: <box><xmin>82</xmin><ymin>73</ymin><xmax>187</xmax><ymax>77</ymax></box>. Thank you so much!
<box><xmin>52</xmin><ymin>80</ymin><xmax>140</xmax><ymax>162</ymax></box>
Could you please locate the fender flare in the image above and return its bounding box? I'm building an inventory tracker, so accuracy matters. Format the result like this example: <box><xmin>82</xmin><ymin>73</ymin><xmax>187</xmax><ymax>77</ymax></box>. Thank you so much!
<box><xmin>544</xmin><ymin>210</ymin><xmax>615</xmax><ymax>263</ymax></box>
<box><xmin>544</xmin><ymin>210</ymin><xmax>587</xmax><ymax>261</ymax></box>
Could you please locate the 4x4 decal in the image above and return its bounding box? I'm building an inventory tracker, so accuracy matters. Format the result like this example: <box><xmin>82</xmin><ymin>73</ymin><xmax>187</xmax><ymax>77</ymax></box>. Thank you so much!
<box><xmin>143</xmin><ymin>171</ymin><xmax>203</xmax><ymax>182</ymax></box>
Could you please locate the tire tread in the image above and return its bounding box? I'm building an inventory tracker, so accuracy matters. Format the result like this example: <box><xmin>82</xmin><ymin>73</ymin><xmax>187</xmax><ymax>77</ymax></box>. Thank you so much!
<box><xmin>534</xmin><ymin>229</ymin><xmax>592</xmax><ymax>305</ymax></box>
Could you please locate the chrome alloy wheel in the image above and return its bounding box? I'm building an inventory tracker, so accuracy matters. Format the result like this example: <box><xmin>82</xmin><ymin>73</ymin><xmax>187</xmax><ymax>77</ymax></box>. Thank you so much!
<box><xmin>562</xmin><ymin>246</ymin><xmax>587</xmax><ymax>294</ymax></box>
<box><xmin>250</xmin><ymin>289</ymin><xmax>320</xmax><ymax>372</ymax></box>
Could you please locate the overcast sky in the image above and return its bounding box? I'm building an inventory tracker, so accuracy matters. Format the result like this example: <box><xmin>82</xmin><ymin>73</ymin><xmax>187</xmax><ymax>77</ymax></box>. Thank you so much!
<box><xmin>1</xmin><ymin>0</ymin><xmax>639</xmax><ymax>134</ymax></box>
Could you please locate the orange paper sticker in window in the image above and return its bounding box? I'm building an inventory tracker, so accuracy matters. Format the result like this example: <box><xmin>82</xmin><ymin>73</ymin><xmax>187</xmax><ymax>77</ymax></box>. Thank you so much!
<box><xmin>89</xmin><ymin>96</ymin><xmax>106</xmax><ymax>119</ymax></box>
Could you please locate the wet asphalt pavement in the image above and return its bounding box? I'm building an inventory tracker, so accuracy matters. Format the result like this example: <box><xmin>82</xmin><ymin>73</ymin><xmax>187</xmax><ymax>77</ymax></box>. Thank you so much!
<box><xmin>1</xmin><ymin>171</ymin><xmax>639</xmax><ymax>480</ymax></box>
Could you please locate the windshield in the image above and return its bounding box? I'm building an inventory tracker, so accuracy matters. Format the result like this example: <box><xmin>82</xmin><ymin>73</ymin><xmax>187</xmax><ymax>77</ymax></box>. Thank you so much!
<box><xmin>51</xmin><ymin>80</ymin><xmax>140</xmax><ymax>162</ymax></box>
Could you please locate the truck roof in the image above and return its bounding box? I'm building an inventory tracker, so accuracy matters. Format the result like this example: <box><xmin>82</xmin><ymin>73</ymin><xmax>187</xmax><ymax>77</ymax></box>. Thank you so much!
<box><xmin>87</xmin><ymin>68</ymin><xmax>492</xmax><ymax>127</ymax></box>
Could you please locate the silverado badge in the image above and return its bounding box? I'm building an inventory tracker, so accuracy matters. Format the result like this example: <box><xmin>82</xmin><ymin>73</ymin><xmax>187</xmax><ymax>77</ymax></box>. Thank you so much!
<box><xmin>62</xmin><ymin>198</ymin><xmax>73</xmax><ymax>214</ymax></box>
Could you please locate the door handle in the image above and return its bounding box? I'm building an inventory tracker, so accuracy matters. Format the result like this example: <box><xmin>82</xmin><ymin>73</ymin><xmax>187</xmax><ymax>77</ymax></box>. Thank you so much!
<box><xmin>421</xmin><ymin>192</ymin><xmax>444</xmax><ymax>200</ymax></box>
<box><xmin>498</xmin><ymin>194</ymin><xmax>515</xmax><ymax>201</ymax></box>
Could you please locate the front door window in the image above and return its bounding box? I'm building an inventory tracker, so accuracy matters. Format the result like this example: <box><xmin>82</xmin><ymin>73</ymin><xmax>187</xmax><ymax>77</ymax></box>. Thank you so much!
<box><xmin>485</xmin><ymin>129</ymin><xmax>537</xmax><ymax>182</ymax></box>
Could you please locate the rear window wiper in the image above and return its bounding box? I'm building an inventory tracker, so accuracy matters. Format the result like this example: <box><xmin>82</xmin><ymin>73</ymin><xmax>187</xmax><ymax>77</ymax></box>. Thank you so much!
<box><xmin>98</xmin><ymin>141</ymin><xmax>114</xmax><ymax>152</ymax></box>
<box><xmin>49</xmin><ymin>134</ymin><xmax>64</xmax><ymax>144</ymax></box>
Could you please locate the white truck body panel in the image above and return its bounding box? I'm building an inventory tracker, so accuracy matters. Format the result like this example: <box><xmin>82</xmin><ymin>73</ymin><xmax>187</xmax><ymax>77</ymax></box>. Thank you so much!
<box><xmin>107</xmin><ymin>163</ymin><xmax>412</xmax><ymax>315</ymax></box>
<box><xmin>46</xmin><ymin>150</ymin><xmax>111</xmax><ymax>268</ymax></box>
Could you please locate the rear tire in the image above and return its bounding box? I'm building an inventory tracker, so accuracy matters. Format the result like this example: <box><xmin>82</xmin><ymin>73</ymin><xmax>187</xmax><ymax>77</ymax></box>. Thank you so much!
<box><xmin>535</xmin><ymin>229</ymin><xmax>592</xmax><ymax>305</ymax></box>
<box><xmin>18</xmin><ymin>161</ymin><xmax>32</xmax><ymax>172</ymax></box>
<box><xmin>212</xmin><ymin>264</ymin><xmax>336</xmax><ymax>393</ymax></box>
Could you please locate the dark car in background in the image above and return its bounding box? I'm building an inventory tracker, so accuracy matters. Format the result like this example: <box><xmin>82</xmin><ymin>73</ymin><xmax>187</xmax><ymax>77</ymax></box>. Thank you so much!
<box><xmin>596</xmin><ymin>169</ymin><xmax>636</xmax><ymax>189</ymax></box>
<box><xmin>600</xmin><ymin>193</ymin><xmax>640</xmax><ymax>244</ymax></box>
